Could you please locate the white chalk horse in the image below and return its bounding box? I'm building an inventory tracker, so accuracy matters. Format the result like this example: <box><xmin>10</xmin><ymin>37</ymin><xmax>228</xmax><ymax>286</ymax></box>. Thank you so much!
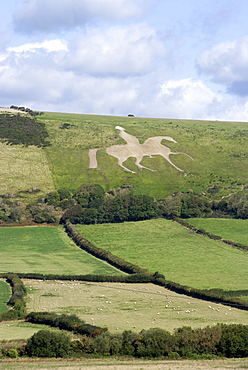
<box><xmin>89</xmin><ymin>126</ymin><xmax>194</xmax><ymax>173</ymax></box>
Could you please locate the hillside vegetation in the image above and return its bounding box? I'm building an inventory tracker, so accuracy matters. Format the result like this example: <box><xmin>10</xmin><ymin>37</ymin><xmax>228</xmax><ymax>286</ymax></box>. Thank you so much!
<box><xmin>40</xmin><ymin>112</ymin><xmax>248</xmax><ymax>199</ymax></box>
<box><xmin>0</xmin><ymin>111</ymin><xmax>247</xmax><ymax>201</ymax></box>
<box><xmin>0</xmin><ymin>110</ymin><xmax>247</xmax><ymax>224</ymax></box>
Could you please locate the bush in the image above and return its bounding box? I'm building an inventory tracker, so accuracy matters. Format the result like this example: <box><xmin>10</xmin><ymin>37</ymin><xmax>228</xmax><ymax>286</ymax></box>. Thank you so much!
<box><xmin>26</xmin><ymin>330</ymin><xmax>71</xmax><ymax>358</ymax></box>
<box><xmin>92</xmin><ymin>332</ymin><xmax>122</xmax><ymax>356</ymax></box>
<box><xmin>217</xmin><ymin>324</ymin><xmax>248</xmax><ymax>358</ymax></box>
<box><xmin>5</xmin><ymin>348</ymin><xmax>18</xmax><ymax>358</ymax></box>
<box><xmin>134</xmin><ymin>328</ymin><xmax>174</xmax><ymax>357</ymax></box>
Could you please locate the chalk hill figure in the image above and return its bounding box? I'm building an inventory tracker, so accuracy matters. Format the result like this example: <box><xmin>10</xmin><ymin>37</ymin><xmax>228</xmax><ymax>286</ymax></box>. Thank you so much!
<box><xmin>88</xmin><ymin>126</ymin><xmax>194</xmax><ymax>173</ymax></box>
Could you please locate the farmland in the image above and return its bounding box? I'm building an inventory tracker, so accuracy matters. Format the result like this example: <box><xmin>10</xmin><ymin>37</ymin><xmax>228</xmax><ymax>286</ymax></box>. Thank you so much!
<box><xmin>0</xmin><ymin>226</ymin><xmax>123</xmax><ymax>275</ymax></box>
<box><xmin>75</xmin><ymin>219</ymin><xmax>248</xmax><ymax>290</ymax></box>
<box><xmin>187</xmin><ymin>218</ymin><xmax>248</xmax><ymax>245</ymax></box>
<box><xmin>0</xmin><ymin>280</ymin><xmax>11</xmax><ymax>313</ymax></box>
<box><xmin>0</xmin><ymin>110</ymin><xmax>248</xmax><ymax>364</ymax></box>
<box><xmin>11</xmin><ymin>280</ymin><xmax>248</xmax><ymax>336</ymax></box>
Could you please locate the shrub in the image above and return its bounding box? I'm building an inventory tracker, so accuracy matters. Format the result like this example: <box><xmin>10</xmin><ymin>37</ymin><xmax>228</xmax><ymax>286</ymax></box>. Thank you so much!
<box><xmin>26</xmin><ymin>330</ymin><xmax>71</xmax><ymax>358</ymax></box>
<box><xmin>134</xmin><ymin>328</ymin><xmax>174</xmax><ymax>357</ymax></box>
<box><xmin>92</xmin><ymin>332</ymin><xmax>122</xmax><ymax>356</ymax></box>
<box><xmin>217</xmin><ymin>324</ymin><xmax>248</xmax><ymax>358</ymax></box>
<box><xmin>5</xmin><ymin>348</ymin><xmax>18</xmax><ymax>358</ymax></box>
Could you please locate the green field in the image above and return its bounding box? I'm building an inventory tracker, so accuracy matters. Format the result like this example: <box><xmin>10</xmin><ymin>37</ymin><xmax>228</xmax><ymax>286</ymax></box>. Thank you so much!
<box><xmin>40</xmin><ymin>112</ymin><xmax>248</xmax><ymax>199</ymax></box>
<box><xmin>0</xmin><ymin>280</ymin><xmax>11</xmax><ymax>313</ymax></box>
<box><xmin>0</xmin><ymin>226</ymin><xmax>123</xmax><ymax>275</ymax></box>
<box><xmin>75</xmin><ymin>219</ymin><xmax>248</xmax><ymax>290</ymax></box>
<box><xmin>0</xmin><ymin>111</ymin><xmax>247</xmax><ymax>201</ymax></box>
<box><xmin>187</xmin><ymin>218</ymin><xmax>248</xmax><ymax>245</ymax></box>
<box><xmin>0</xmin><ymin>321</ymin><xmax>63</xmax><ymax>341</ymax></box>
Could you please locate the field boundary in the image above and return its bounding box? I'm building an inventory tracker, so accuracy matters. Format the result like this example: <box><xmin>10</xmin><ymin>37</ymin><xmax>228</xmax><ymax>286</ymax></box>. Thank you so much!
<box><xmin>175</xmin><ymin>218</ymin><xmax>248</xmax><ymax>252</ymax></box>
<box><xmin>64</xmin><ymin>221</ymin><xmax>248</xmax><ymax>311</ymax></box>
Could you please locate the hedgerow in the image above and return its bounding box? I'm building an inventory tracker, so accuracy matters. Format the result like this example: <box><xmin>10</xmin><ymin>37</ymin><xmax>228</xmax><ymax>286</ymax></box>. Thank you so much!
<box><xmin>25</xmin><ymin>312</ymin><xmax>107</xmax><ymax>337</ymax></box>
<box><xmin>0</xmin><ymin>273</ymin><xmax>27</xmax><ymax>321</ymax></box>
<box><xmin>23</xmin><ymin>323</ymin><xmax>248</xmax><ymax>359</ymax></box>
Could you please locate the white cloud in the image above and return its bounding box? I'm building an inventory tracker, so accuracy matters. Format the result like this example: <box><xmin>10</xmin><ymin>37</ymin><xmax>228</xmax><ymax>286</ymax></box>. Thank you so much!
<box><xmin>13</xmin><ymin>0</ymin><xmax>153</xmax><ymax>34</ymax></box>
<box><xmin>8</xmin><ymin>39</ymin><xmax>68</xmax><ymax>53</ymax></box>
<box><xmin>154</xmin><ymin>78</ymin><xmax>223</xmax><ymax>119</ymax></box>
<box><xmin>196</xmin><ymin>36</ymin><xmax>248</xmax><ymax>86</ymax></box>
<box><xmin>64</xmin><ymin>24</ymin><xmax>168</xmax><ymax>77</ymax></box>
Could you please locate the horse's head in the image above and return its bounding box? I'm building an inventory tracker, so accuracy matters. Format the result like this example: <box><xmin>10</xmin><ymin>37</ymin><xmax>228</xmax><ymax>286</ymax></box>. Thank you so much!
<box><xmin>164</xmin><ymin>136</ymin><xmax>177</xmax><ymax>143</ymax></box>
<box><xmin>115</xmin><ymin>126</ymin><xmax>125</xmax><ymax>131</ymax></box>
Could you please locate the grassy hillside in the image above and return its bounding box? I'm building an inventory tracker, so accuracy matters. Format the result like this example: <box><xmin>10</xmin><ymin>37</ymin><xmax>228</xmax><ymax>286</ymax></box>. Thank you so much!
<box><xmin>75</xmin><ymin>219</ymin><xmax>248</xmax><ymax>290</ymax></box>
<box><xmin>40</xmin><ymin>112</ymin><xmax>248</xmax><ymax>199</ymax></box>
<box><xmin>0</xmin><ymin>226</ymin><xmax>123</xmax><ymax>275</ymax></box>
<box><xmin>1</xmin><ymin>111</ymin><xmax>247</xmax><ymax>200</ymax></box>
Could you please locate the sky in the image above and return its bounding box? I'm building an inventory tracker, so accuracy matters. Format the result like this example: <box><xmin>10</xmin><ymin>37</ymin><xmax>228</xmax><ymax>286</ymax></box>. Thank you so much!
<box><xmin>1</xmin><ymin>0</ymin><xmax>248</xmax><ymax>121</ymax></box>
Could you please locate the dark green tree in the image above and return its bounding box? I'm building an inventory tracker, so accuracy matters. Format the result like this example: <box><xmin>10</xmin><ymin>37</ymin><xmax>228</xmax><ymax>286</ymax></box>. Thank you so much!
<box><xmin>26</xmin><ymin>330</ymin><xmax>71</xmax><ymax>358</ymax></box>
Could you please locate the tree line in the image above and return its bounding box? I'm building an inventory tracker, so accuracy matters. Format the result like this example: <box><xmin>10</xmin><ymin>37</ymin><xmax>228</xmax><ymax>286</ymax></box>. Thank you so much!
<box><xmin>2</xmin><ymin>320</ymin><xmax>248</xmax><ymax>359</ymax></box>
<box><xmin>1</xmin><ymin>184</ymin><xmax>248</xmax><ymax>225</ymax></box>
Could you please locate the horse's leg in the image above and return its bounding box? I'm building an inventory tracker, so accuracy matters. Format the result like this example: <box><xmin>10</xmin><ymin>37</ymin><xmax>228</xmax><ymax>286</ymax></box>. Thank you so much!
<box><xmin>166</xmin><ymin>152</ymin><xmax>194</xmax><ymax>172</ymax></box>
<box><xmin>116</xmin><ymin>157</ymin><xmax>136</xmax><ymax>173</ymax></box>
<box><xmin>88</xmin><ymin>148</ymin><xmax>99</xmax><ymax>169</ymax></box>
<box><xmin>134</xmin><ymin>156</ymin><xmax>157</xmax><ymax>172</ymax></box>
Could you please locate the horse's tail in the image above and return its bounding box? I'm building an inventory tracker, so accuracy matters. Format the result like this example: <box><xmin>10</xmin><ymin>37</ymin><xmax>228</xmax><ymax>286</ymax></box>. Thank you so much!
<box><xmin>88</xmin><ymin>148</ymin><xmax>100</xmax><ymax>169</ymax></box>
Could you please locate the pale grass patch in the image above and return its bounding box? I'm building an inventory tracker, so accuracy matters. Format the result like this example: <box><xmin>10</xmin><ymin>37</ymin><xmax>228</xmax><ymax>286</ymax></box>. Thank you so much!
<box><xmin>25</xmin><ymin>280</ymin><xmax>248</xmax><ymax>335</ymax></box>
<box><xmin>0</xmin><ymin>358</ymin><xmax>247</xmax><ymax>370</ymax></box>
<box><xmin>0</xmin><ymin>143</ymin><xmax>54</xmax><ymax>196</ymax></box>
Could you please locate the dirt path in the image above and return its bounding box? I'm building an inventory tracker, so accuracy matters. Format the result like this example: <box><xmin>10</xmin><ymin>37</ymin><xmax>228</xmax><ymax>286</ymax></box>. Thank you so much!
<box><xmin>0</xmin><ymin>358</ymin><xmax>247</xmax><ymax>369</ymax></box>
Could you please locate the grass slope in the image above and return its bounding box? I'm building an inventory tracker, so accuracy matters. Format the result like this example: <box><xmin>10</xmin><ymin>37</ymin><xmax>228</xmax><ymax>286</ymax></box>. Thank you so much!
<box><xmin>0</xmin><ymin>226</ymin><xmax>123</xmax><ymax>275</ymax></box>
<box><xmin>0</xmin><ymin>321</ymin><xmax>61</xmax><ymax>341</ymax></box>
<box><xmin>36</xmin><ymin>112</ymin><xmax>248</xmax><ymax>199</ymax></box>
<box><xmin>0</xmin><ymin>280</ymin><xmax>11</xmax><ymax>313</ymax></box>
<box><xmin>0</xmin><ymin>142</ymin><xmax>54</xmax><ymax>198</ymax></box>
<box><xmin>187</xmin><ymin>218</ymin><xmax>248</xmax><ymax>245</ymax></box>
<box><xmin>0</xmin><ymin>110</ymin><xmax>247</xmax><ymax>200</ymax></box>
<box><xmin>75</xmin><ymin>219</ymin><xmax>248</xmax><ymax>290</ymax></box>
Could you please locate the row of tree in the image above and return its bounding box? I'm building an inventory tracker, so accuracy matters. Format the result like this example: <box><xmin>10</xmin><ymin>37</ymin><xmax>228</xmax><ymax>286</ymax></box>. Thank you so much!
<box><xmin>10</xmin><ymin>105</ymin><xmax>44</xmax><ymax>116</ymax></box>
<box><xmin>0</xmin><ymin>273</ymin><xmax>26</xmax><ymax>321</ymax></box>
<box><xmin>7</xmin><ymin>323</ymin><xmax>248</xmax><ymax>359</ymax></box>
<box><xmin>0</xmin><ymin>184</ymin><xmax>248</xmax><ymax>225</ymax></box>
